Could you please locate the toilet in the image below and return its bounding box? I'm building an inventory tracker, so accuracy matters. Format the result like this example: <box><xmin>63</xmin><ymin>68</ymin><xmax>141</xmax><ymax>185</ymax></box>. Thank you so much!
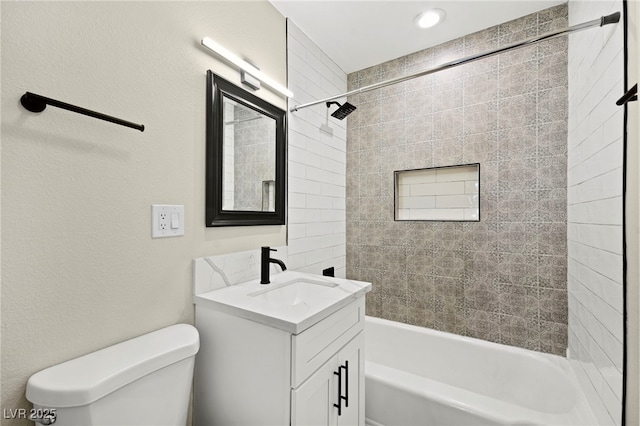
<box><xmin>26</xmin><ymin>324</ymin><xmax>199</xmax><ymax>426</ymax></box>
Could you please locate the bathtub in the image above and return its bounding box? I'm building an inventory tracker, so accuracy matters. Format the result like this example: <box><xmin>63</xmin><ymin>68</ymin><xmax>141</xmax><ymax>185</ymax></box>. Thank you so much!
<box><xmin>364</xmin><ymin>316</ymin><xmax>596</xmax><ymax>426</ymax></box>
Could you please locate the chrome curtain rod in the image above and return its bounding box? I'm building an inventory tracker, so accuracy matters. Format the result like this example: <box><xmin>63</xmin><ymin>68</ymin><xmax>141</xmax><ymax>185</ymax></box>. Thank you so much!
<box><xmin>290</xmin><ymin>12</ymin><xmax>621</xmax><ymax>113</ymax></box>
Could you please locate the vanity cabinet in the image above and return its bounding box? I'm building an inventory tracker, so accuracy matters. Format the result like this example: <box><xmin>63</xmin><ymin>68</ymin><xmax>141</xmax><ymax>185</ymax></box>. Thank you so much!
<box><xmin>193</xmin><ymin>296</ymin><xmax>365</xmax><ymax>426</ymax></box>
<box><xmin>292</xmin><ymin>332</ymin><xmax>363</xmax><ymax>426</ymax></box>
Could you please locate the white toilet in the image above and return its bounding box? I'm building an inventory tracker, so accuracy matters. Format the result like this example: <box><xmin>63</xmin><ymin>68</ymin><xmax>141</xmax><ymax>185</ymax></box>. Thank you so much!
<box><xmin>26</xmin><ymin>324</ymin><xmax>199</xmax><ymax>426</ymax></box>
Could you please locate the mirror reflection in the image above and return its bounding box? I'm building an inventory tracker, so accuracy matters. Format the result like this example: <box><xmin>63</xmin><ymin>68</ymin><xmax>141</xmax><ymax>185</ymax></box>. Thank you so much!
<box><xmin>222</xmin><ymin>97</ymin><xmax>277</xmax><ymax>212</ymax></box>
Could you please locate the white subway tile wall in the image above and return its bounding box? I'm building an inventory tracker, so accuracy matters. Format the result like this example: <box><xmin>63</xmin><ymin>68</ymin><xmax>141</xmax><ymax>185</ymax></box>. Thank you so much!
<box><xmin>396</xmin><ymin>165</ymin><xmax>479</xmax><ymax>221</ymax></box>
<box><xmin>287</xmin><ymin>20</ymin><xmax>348</xmax><ymax>277</ymax></box>
<box><xmin>567</xmin><ymin>0</ymin><xmax>623</xmax><ymax>424</ymax></box>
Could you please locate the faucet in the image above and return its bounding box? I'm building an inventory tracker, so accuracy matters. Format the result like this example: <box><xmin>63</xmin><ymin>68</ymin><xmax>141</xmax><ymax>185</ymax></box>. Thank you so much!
<box><xmin>261</xmin><ymin>246</ymin><xmax>287</xmax><ymax>284</ymax></box>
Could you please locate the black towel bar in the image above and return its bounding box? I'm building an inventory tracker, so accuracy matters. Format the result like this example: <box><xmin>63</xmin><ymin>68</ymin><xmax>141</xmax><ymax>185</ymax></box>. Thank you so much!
<box><xmin>20</xmin><ymin>92</ymin><xmax>145</xmax><ymax>132</ymax></box>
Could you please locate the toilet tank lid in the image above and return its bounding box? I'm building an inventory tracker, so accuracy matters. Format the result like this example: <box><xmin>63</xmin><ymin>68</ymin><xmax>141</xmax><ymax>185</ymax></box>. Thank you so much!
<box><xmin>26</xmin><ymin>323</ymin><xmax>199</xmax><ymax>408</ymax></box>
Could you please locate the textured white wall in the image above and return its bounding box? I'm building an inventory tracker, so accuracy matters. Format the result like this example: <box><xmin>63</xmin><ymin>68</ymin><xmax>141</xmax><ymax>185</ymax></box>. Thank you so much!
<box><xmin>567</xmin><ymin>0</ymin><xmax>624</xmax><ymax>424</ymax></box>
<box><xmin>286</xmin><ymin>21</ymin><xmax>348</xmax><ymax>277</ymax></box>
<box><xmin>1</xmin><ymin>2</ymin><xmax>286</xmax><ymax>423</ymax></box>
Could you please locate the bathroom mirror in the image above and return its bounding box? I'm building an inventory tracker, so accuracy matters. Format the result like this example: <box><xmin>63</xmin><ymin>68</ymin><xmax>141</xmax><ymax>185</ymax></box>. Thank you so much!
<box><xmin>206</xmin><ymin>71</ymin><xmax>286</xmax><ymax>226</ymax></box>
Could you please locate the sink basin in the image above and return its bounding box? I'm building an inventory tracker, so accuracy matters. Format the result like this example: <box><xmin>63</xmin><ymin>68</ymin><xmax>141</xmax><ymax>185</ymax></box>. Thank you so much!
<box><xmin>194</xmin><ymin>270</ymin><xmax>372</xmax><ymax>334</ymax></box>
<box><xmin>248</xmin><ymin>279</ymin><xmax>339</xmax><ymax>306</ymax></box>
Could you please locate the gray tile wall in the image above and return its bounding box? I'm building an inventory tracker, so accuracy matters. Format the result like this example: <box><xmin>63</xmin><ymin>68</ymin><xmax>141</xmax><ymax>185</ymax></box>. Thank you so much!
<box><xmin>346</xmin><ymin>5</ymin><xmax>568</xmax><ymax>355</ymax></box>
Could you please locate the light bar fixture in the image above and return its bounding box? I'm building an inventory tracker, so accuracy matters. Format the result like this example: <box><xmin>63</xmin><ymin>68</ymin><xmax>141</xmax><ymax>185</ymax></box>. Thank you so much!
<box><xmin>201</xmin><ymin>37</ymin><xmax>293</xmax><ymax>98</ymax></box>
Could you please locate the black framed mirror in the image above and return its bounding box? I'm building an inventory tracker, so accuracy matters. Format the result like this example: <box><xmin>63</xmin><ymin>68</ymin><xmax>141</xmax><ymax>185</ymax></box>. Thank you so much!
<box><xmin>206</xmin><ymin>71</ymin><xmax>286</xmax><ymax>226</ymax></box>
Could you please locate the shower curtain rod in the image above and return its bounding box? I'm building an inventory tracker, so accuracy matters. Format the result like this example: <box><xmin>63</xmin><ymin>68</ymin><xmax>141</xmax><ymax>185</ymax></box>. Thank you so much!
<box><xmin>290</xmin><ymin>12</ymin><xmax>621</xmax><ymax>113</ymax></box>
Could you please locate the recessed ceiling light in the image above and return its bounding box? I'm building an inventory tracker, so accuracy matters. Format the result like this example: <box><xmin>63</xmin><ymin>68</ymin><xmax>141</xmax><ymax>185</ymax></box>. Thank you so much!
<box><xmin>415</xmin><ymin>8</ymin><xmax>446</xmax><ymax>29</ymax></box>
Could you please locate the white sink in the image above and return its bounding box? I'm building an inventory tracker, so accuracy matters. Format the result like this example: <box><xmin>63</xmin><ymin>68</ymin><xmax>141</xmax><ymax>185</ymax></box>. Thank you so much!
<box><xmin>194</xmin><ymin>271</ymin><xmax>371</xmax><ymax>334</ymax></box>
<box><xmin>248</xmin><ymin>279</ymin><xmax>339</xmax><ymax>306</ymax></box>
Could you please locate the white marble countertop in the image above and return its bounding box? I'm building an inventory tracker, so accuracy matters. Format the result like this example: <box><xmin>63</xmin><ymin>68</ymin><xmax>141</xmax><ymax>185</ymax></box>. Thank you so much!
<box><xmin>194</xmin><ymin>270</ymin><xmax>371</xmax><ymax>334</ymax></box>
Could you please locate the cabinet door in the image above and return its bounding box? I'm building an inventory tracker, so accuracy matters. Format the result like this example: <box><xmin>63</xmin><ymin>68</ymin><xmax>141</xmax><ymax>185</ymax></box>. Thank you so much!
<box><xmin>291</xmin><ymin>356</ymin><xmax>338</xmax><ymax>426</ymax></box>
<box><xmin>336</xmin><ymin>332</ymin><xmax>364</xmax><ymax>426</ymax></box>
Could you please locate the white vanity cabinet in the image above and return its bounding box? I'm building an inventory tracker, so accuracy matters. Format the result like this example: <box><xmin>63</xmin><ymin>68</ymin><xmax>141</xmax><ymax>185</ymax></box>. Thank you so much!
<box><xmin>292</xmin><ymin>332</ymin><xmax>363</xmax><ymax>426</ymax></box>
<box><xmin>193</xmin><ymin>296</ymin><xmax>366</xmax><ymax>426</ymax></box>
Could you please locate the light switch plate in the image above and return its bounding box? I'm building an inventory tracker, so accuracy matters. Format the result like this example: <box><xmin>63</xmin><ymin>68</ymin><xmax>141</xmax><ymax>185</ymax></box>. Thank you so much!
<box><xmin>152</xmin><ymin>205</ymin><xmax>184</xmax><ymax>238</ymax></box>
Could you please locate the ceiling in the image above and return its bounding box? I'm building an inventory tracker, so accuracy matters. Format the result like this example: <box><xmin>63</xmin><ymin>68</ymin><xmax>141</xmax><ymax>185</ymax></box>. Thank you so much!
<box><xmin>270</xmin><ymin>0</ymin><xmax>566</xmax><ymax>74</ymax></box>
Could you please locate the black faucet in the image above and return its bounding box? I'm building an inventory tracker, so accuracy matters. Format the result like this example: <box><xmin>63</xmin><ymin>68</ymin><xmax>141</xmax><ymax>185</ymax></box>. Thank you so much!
<box><xmin>261</xmin><ymin>246</ymin><xmax>287</xmax><ymax>284</ymax></box>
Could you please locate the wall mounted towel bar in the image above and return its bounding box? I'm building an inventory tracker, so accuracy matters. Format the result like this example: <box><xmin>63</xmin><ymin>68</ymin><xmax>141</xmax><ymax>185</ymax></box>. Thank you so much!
<box><xmin>20</xmin><ymin>92</ymin><xmax>145</xmax><ymax>132</ymax></box>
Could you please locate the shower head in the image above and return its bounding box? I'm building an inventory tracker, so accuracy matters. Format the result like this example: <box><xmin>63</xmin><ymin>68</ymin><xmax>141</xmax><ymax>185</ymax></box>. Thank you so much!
<box><xmin>326</xmin><ymin>101</ymin><xmax>357</xmax><ymax>120</ymax></box>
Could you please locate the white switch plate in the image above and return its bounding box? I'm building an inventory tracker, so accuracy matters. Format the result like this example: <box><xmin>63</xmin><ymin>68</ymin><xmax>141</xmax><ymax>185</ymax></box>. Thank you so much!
<box><xmin>152</xmin><ymin>205</ymin><xmax>184</xmax><ymax>238</ymax></box>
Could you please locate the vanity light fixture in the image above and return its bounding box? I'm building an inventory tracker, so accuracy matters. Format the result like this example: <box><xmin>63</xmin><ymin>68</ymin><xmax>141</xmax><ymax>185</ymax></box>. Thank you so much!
<box><xmin>201</xmin><ymin>37</ymin><xmax>294</xmax><ymax>98</ymax></box>
<box><xmin>414</xmin><ymin>8</ymin><xmax>446</xmax><ymax>29</ymax></box>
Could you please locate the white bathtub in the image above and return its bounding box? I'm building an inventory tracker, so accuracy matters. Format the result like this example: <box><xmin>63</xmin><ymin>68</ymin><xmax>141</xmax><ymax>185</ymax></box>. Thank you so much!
<box><xmin>365</xmin><ymin>316</ymin><xmax>596</xmax><ymax>426</ymax></box>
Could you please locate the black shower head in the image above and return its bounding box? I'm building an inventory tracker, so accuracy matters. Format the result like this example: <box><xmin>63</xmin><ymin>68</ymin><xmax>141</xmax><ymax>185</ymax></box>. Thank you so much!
<box><xmin>326</xmin><ymin>101</ymin><xmax>357</xmax><ymax>120</ymax></box>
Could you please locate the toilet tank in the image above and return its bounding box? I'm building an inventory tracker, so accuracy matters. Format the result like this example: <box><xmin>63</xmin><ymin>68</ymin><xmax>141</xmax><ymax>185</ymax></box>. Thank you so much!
<box><xmin>26</xmin><ymin>324</ymin><xmax>199</xmax><ymax>426</ymax></box>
